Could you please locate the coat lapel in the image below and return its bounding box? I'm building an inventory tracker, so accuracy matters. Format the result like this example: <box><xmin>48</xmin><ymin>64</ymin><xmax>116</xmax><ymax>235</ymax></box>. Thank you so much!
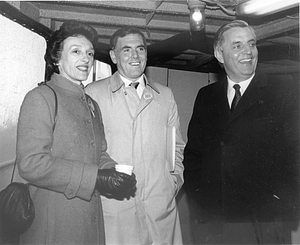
<box><xmin>133</xmin><ymin>76</ymin><xmax>159</xmax><ymax>120</ymax></box>
<box><xmin>110</xmin><ymin>74</ymin><xmax>159</xmax><ymax>122</ymax></box>
<box><xmin>231</xmin><ymin>71</ymin><xmax>267</xmax><ymax>119</ymax></box>
<box><xmin>211</xmin><ymin>78</ymin><xmax>231</xmax><ymax>123</ymax></box>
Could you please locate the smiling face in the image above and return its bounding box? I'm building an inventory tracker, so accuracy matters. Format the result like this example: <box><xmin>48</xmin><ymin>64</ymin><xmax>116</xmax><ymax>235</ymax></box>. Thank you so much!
<box><xmin>214</xmin><ymin>27</ymin><xmax>258</xmax><ymax>82</ymax></box>
<box><xmin>58</xmin><ymin>35</ymin><xmax>94</xmax><ymax>83</ymax></box>
<box><xmin>109</xmin><ymin>33</ymin><xmax>147</xmax><ymax>81</ymax></box>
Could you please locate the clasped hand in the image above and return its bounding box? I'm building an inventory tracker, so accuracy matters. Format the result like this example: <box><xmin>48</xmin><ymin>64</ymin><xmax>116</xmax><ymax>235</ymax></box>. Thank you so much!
<box><xmin>95</xmin><ymin>168</ymin><xmax>137</xmax><ymax>199</ymax></box>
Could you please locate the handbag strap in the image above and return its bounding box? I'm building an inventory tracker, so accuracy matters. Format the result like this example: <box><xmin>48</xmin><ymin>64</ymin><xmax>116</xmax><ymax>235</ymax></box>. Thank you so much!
<box><xmin>10</xmin><ymin>82</ymin><xmax>58</xmax><ymax>183</ymax></box>
<box><xmin>39</xmin><ymin>82</ymin><xmax>58</xmax><ymax>129</ymax></box>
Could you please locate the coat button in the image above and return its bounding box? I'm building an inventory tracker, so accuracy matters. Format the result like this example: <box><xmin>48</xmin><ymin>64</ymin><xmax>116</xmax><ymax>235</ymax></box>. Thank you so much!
<box><xmin>143</xmin><ymin>93</ymin><xmax>152</xmax><ymax>100</ymax></box>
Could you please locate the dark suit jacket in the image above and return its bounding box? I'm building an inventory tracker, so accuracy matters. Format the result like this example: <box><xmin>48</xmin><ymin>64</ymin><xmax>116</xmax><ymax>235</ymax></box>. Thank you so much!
<box><xmin>184</xmin><ymin>70</ymin><xmax>300</xmax><ymax>222</ymax></box>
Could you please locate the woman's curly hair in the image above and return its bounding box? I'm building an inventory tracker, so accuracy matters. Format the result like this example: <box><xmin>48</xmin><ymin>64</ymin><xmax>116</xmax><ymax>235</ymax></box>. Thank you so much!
<box><xmin>44</xmin><ymin>20</ymin><xmax>98</xmax><ymax>81</ymax></box>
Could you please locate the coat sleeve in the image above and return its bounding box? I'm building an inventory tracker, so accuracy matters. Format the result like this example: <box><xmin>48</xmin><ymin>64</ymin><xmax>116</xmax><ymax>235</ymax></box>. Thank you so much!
<box><xmin>93</xmin><ymin>97</ymin><xmax>117</xmax><ymax>169</ymax></box>
<box><xmin>168</xmin><ymin>91</ymin><xmax>185</xmax><ymax>195</ymax></box>
<box><xmin>16</xmin><ymin>89</ymin><xmax>98</xmax><ymax>201</ymax></box>
<box><xmin>85</xmin><ymin>81</ymin><xmax>117</xmax><ymax>170</ymax></box>
<box><xmin>280</xmin><ymin>79</ymin><xmax>300</xmax><ymax>218</ymax></box>
<box><xmin>183</xmin><ymin>89</ymin><xmax>204</xmax><ymax>203</ymax></box>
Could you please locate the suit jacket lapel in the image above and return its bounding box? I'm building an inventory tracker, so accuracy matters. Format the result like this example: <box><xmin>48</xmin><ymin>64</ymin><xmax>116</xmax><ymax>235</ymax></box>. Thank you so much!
<box><xmin>211</xmin><ymin>78</ymin><xmax>231</xmax><ymax>123</ymax></box>
<box><xmin>231</xmin><ymin>71</ymin><xmax>267</xmax><ymax>118</ymax></box>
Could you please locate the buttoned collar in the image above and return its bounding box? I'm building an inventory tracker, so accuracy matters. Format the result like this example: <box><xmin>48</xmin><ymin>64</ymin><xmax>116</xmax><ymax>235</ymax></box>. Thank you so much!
<box><xmin>49</xmin><ymin>73</ymin><xmax>84</xmax><ymax>93</ymax></box>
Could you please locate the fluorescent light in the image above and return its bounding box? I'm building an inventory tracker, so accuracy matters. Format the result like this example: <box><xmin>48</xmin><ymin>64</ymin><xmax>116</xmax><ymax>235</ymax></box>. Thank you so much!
<box><xmin>236</xmin><ymin>0</ymin><xmax>299</xmax><ymax>17</ymax></box>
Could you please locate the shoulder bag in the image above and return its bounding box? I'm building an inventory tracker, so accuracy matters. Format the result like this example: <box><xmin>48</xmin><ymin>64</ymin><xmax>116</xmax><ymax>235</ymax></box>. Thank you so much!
<box><xmin>0</xmin><ymin>82</ymin><xmax>57</xmax><ymax>241</ymax></box>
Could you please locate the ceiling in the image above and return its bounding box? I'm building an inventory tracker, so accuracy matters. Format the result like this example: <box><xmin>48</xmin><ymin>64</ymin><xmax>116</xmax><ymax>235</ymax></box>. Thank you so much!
<box><xmin>1</xmin><ymin>1</ymin><xmax>299</xmax><ymax>74</ymax></box>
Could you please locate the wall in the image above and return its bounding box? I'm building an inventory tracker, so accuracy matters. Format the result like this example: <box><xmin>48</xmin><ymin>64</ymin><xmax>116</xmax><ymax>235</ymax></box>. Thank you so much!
<box><xmin>0</xmin><ymin>14</ymin><xmax>46</xmax><ymax>189</ymax></box>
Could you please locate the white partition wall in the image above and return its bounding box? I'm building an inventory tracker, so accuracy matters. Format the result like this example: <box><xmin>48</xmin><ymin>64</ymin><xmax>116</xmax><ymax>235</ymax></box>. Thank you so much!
<box><xmin>0</xmin><ymin>14</ymin><xmax>46</xmax><ymax>189</ymax></box>
<box><xmin>145</xmin><ymin>66</ymin><xmax>168</xmax><ymax>86</ymax></box>
<box><xmin>168</xmin><ymin>69</ymin><xmax>209</xmax><ymax>142</ymax></box>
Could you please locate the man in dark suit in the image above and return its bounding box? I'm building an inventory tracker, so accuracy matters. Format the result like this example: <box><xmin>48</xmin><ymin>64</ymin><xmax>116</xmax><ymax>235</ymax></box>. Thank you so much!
<box><xmin>183</xmin><ymin>20</ymin><xmax>299</xmax><ymax>244</ymax></box>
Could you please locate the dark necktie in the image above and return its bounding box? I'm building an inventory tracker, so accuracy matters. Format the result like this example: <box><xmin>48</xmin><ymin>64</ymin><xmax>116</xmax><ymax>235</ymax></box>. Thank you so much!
<box><xmin>130</xmin><ymin>82</ymin><xmax>139</xmax><ymax>89</ymax></box>
<box><xmin>231</xmin><ymin>84</ymin><xmax>241</xmax><ymax>112</ymax></box>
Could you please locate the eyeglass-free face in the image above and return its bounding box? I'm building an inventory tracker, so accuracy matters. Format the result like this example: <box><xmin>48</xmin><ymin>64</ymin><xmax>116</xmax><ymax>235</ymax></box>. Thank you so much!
<box><xmin>58</xmin><ymin>35</ymin><xmax>94</xmax><ymax>83</ymax></box>
<box><xmin>110</xmin><ymin>33</ymin><xmax>147</xmax><ymax>81</ymax></box>
<box><xmin>215</xmin><ymin>27</ymin><xmax>258</xmax><ymax>83</ymax></box>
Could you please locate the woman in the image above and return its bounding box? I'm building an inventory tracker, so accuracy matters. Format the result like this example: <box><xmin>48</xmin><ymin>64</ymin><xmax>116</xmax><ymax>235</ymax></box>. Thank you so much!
<box><xmin>16</xmin><ymin>20</ymin><xmax>136</xmax><ymax>245</ymax></box>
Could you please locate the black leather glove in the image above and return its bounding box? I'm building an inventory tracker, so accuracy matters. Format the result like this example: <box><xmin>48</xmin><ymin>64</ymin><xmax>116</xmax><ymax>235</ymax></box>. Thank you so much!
<box><xmin>95</xmin><ymin>168</ymin><xmax>137</xmax><ymax>199</ymax></box>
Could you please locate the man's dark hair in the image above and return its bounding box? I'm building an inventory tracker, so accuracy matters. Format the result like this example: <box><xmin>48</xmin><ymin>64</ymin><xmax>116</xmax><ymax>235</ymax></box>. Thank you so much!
<box><xmin>110</xmin><ymin>27</ymin><xmax>147</xmax><ymax>50</ymax></box>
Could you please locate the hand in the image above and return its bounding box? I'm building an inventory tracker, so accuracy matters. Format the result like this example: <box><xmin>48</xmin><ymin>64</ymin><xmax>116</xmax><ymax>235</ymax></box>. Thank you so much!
<box><xmin>95</xmin><ymin>168</ymin><xmax>137</xmax><ymax>199</ymax></box>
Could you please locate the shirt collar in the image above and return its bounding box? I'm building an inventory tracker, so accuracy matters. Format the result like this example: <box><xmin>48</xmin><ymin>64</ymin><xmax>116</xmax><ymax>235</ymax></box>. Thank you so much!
<box><xmin>112</xmin><ymin>72</ymin><xmax>160</xmax><ymax>94</ymax></box>
<box><xmin>227</xmin><ymin>74</ymin><xmax>254</xmax><ymax>95</ymax></box>
<box><xmin>120</xmin><ymin>74</ymin><xmax>145</xmax><ymax>88</ymax></box>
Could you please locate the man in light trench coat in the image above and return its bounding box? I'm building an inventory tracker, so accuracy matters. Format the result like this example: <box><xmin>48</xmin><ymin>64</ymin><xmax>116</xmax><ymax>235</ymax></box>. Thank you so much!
<box><xmin>85</xmin><ymin>27</ymin><xmax>185</xmax><ymax>244</ymax></box>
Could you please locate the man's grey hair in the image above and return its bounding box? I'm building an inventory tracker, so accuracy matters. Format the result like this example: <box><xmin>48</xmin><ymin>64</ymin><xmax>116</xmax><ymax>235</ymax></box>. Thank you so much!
<box><xmin>213</xmin><ymin>20</ymin><xmax>256</xmax><ymax>51</ymax></box>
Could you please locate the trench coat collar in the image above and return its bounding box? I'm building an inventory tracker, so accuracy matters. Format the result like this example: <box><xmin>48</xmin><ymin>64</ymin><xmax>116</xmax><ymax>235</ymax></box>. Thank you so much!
<box><xmin>48</xmin><ymin>73</ymin><xmax>85</xmax><ymax>94</ymax></box>
<box><xmin>110</xmin><ymin>72</ymin><xmax>160</xmax><ymax>94</ymax></box>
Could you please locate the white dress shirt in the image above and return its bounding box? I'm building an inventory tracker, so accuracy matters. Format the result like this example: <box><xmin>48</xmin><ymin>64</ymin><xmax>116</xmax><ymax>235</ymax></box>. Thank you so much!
<box><xmin>120</xmin><ymin>74</ymin><xmax>145</xmax><ymax>99</ymax></box>
<box><xmin>227</xmin><ymin>74</ymin><xmax>254</xmax><ymax>108</ymax></box>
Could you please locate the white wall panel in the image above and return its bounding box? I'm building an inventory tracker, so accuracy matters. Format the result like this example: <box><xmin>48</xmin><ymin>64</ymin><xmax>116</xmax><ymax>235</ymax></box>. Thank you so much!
<box><xmin>168</xmin><ymin>69</ymin><xmax>208</xmax><ymax>142</ymax></box>
<box><xmin>0</xmin><ymin>15</ymin><xmax>46</xmax><ymax>173</ymax></box>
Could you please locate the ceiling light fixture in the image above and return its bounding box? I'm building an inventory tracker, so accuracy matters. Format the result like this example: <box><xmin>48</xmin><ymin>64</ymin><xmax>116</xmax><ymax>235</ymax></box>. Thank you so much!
<box><xmin>187</xmin><ymin>0</ymin><xmax>206</xmax><ymax>31</ymax></box>
<box><xmin>236</xmin><ymin>0</ymin><xmax>299</xmax><ymax>17</ymax></box>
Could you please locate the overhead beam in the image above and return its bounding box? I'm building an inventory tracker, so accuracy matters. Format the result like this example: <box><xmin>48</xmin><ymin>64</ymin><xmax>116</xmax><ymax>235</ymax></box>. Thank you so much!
<box><xmin>254</xmin><ymin>15</ymin><xmax>299</xmax><ymax>41</ymax></box>
<box><xmin>39</xmin><ymin>9</ymin><xmax>190</xmax><ymax>31</ymax></box>
<box><xmin>258</xmin><ymin>44</ymin><xmax>299</xmax><ymax>62</ymax></box>
<box><xmin>183</xmin><ymin>54</ymin><xmax>215</xmax><ymax>69</ymax></box>
<box><xmin>145</xmin><ymin>0</ymin><xmax>163</xmax><ymax>25</ymax></box>
<box><xmin>71</xmin><ymin>1</ymin><xmax>190</xmax><ymax>14</ymax></box>
<box><xmin>266</xmin><ymin>36</ymin><xmax>299</xmax><ymax>46</ymax></box>
<box><xmin>0</xmin><ymin>1</ymin><xmax>52</xmax><ymax>39</ymax></box>
<box><xmin>260</xmin><ymin>65</ymin><xmax>299</xmax><ymax>74</ymax></box>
